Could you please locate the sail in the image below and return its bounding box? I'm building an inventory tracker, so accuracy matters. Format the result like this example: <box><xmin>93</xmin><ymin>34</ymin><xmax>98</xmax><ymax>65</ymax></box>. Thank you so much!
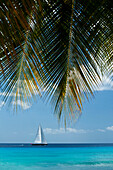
<box><xmin>34</xmin><ymin>125</ymin><xmax>47</xmax><ymax>144</ymax></box>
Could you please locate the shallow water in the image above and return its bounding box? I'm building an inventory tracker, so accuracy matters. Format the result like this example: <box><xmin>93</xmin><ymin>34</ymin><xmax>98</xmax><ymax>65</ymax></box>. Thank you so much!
<box><xmin>0</xmin><ymin>144</ymin><xmax>113</xmax><ymax>170</ymax></box>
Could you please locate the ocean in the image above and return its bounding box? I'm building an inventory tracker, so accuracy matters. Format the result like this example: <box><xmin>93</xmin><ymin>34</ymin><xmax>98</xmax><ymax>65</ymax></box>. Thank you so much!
<box><xmin>0</xmin><ymin>144</ymin><xmax>113</xmax><ymax>170</ymax></box>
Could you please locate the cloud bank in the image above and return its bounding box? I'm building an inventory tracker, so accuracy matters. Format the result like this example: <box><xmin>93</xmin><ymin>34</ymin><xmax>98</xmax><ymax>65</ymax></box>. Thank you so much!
<box><xmin>44</xmin><ymin>128</ymin><xmax>89</xmax><ymax>134</ymax></box>
<box><xmin>44</xmin><ymin>126</ymin><xmax>113</xmax><ymax>135</ymax></box>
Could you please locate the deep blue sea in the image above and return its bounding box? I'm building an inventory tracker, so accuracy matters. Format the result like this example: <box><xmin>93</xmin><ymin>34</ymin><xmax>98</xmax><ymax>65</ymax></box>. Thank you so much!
<box><xmin>0</xmin><ymin>143</ymin><xmax>113</xmax><ymax>170</ymax></box>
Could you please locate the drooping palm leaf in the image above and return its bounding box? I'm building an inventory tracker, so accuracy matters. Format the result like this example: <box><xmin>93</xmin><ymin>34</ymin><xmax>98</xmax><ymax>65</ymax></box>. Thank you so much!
<box><xmin>39</xmin><ymin>0</ymin><xmax>113</xmax><ymax>123</ymax></box>
<box><xmin>0</xmin><ymin>0</ymin><xmax>46</xmax><ymax>108</ymax></box>
<box><xmin>0</xmin><ymin>0</ymin><xmax>113</xmax><ymax>123</ymax></box>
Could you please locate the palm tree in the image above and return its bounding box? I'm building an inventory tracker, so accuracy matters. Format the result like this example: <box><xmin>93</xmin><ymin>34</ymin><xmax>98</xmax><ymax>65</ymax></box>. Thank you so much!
<box><xmin>0</xmin><ymin>0</ymin><xmax>113</xmax><ymax>124</ymax></box>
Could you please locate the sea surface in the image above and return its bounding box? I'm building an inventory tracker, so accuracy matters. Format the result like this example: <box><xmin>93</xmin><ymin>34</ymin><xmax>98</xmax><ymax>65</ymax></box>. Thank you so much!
<box><xmin>0</xmin><ymin>143</ymin><xmax>113</xmax><ymax>170</ymax></box>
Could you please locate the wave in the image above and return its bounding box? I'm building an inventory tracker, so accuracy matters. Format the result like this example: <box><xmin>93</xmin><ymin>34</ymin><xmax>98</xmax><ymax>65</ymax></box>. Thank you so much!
<box><xmin>57</xmin><ymin>163</ymin><xmax>113</xmax><ymax>167</ymax></box>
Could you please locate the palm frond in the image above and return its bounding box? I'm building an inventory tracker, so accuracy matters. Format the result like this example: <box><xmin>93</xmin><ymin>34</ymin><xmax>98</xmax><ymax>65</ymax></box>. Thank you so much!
<box><xmin>40</xmin><ymin>0</ymin><xmax>113</xmax><ymax>123</ymax></box>
<box><xmin>0</xmin><ymin>0</ymin><xmax>113</xmax><ymax>123</ymax></box>
<box><xmin>0</xmin><ymin>0</ymin><xmax>44</xmax><ymax>108</ymax></box>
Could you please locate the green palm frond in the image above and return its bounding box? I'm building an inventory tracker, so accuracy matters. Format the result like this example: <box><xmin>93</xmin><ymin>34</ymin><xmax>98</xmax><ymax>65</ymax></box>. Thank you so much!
<box><xmin>39</xmin><ymin>0</ymin><xmax>113</xmax><ymax>123</ymax></box>
<box><xmin>0</xmin><ymin>0</ymin><xmax>113</xmax><ymax>122</ymax></box>
<box><xmin>0</xmin><ymin>0</ymin><xmax>44</xmax><ymax>108</ymax></box>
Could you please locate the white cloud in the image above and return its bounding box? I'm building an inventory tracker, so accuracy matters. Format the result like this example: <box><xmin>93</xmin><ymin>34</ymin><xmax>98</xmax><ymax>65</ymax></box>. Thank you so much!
<box><xmin>98</xmin><ymin>84</ymin><xmax>113</xmax><ymax>91</ymax></box>
<box><xmin>44</xmin><ymin>128</ymin><xmax>88</xmax><ymax>134</ymax></box>
<box><xmin>0</xmin><ymin>98</ymin><xmax>31</xmax><ymax>110</ymax></box>
<box><xmin>97</xmin><ymin>76</ymin><xmax>113</xmax><ymax>91</ymax></box>
<box><xmin>13</xmin><ymin>100</ymin><xmax>31</xmax><ymax>110</ymax></box>
<box><xmin>0</xmin><ymin>92</ymin><xmax>21</xmax><ymax>97</ymax></box>
<box><xmin>43</xmin><ymin>126</ymin><xmax>113</xmax><ymax>135</ymax></box>
<box><xmin>43</xmin><ymin>128</ymin><xmax>65</xmax><ymax>134</ymax></box>
<box><xmin>66</xmin><ymin>128</ymin><xmax>87</xmax><ymax>133</ymax></box>
<box><xmin>97</xmin><ymin>129</ymin><xmax>105</xmax><ymax>132</ymax></box>
<box><xmin>106</xmin><ymin>126</ymin><xmax>113</xmax><ymax>131</ymax></box>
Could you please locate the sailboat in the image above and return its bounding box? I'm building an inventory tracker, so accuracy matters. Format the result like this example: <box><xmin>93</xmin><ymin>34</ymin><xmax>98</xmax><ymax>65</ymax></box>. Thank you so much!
<box><xmin>32</xmin><ymin>125</ymin><xmax>47</xmax><ymax>145</ymax></box>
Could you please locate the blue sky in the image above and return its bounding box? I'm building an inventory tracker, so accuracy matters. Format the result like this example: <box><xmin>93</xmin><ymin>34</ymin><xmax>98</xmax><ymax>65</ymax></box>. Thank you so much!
<box><xmin>0</xmin><ymin>78</ymin><xmax>113</xmax><ymax>143</ymax></box>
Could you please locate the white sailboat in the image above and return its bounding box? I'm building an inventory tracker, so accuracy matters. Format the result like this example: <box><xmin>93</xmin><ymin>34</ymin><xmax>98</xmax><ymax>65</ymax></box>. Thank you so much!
<box><xmin>32</xmin><ymin>125</ymin><xmax>47</xmax><ymax>145</ymax></box>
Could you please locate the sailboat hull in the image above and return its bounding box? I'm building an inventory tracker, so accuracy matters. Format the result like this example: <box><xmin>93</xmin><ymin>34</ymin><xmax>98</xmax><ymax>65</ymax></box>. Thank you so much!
<box><xmin>31</xmin><ymin>143</ymin><xmax>48</xmax><ymax>146</ymax></box>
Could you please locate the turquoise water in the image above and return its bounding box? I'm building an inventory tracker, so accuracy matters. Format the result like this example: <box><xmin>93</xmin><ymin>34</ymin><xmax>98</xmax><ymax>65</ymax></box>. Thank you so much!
<box><xmin>0</xmin><ymin>144</ymin><xmax>113</xmax><ymax>170</ymax></box>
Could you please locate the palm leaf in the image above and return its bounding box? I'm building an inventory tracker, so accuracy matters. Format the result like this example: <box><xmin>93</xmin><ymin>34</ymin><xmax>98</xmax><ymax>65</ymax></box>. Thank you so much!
<box><xmin>0</xmin><ymin>0</ymin><xmax>44</xmax><ymax>108</ymax></box>
<box><xmin>39</xmin><ymin>0</ymin><xmax>113</xmax><ymax>123</ymax></box>
<box><xmin>0</xmin><ymin>0</ymin><xmax>113</xmax><ymax>123</ymax></box>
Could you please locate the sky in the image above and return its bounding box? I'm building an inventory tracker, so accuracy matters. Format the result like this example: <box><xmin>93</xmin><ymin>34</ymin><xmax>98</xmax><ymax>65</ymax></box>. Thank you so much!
<box><xmin>0</xmin><ymin>77</ymin><xmax>113</xmax><ymax>143</ymax></box>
